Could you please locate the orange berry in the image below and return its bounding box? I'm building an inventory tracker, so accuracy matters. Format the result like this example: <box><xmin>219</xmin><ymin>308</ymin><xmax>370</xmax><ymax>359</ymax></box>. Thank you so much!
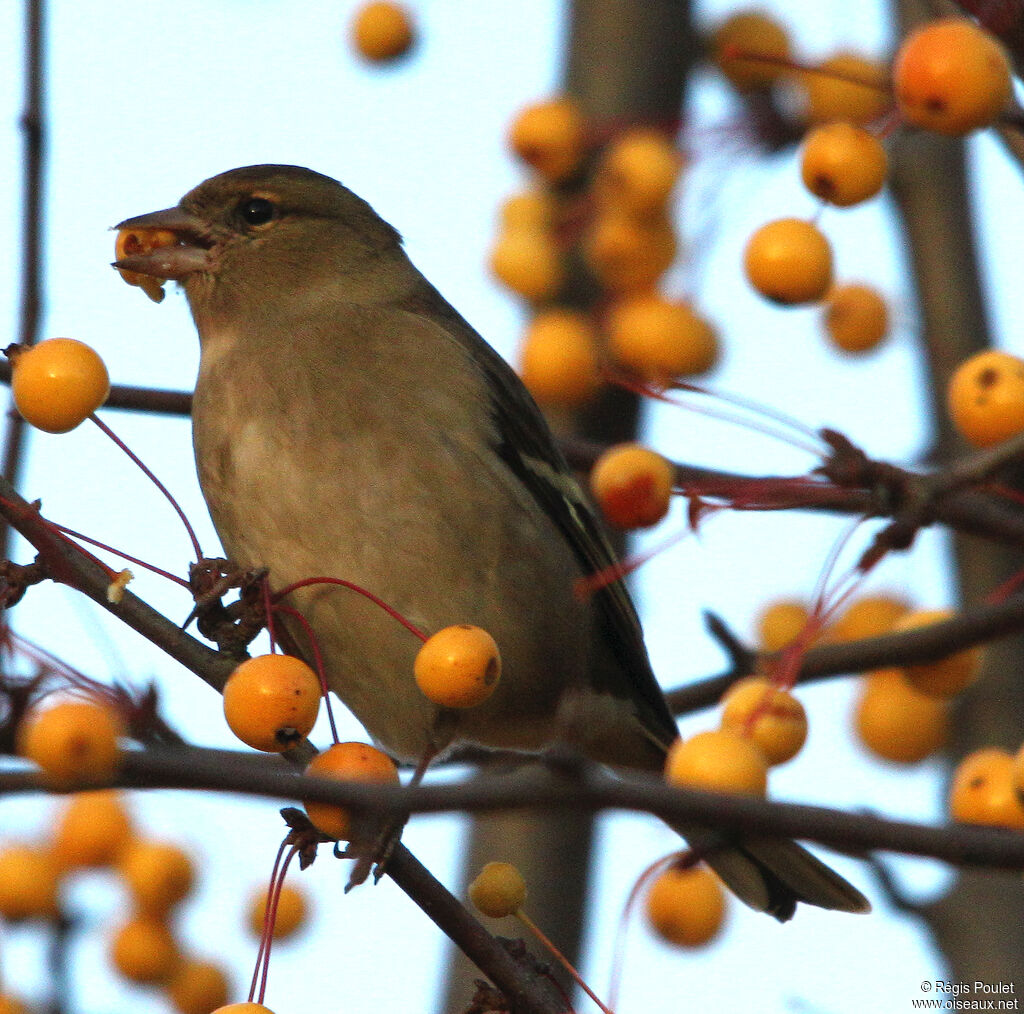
<box><xmin>350</xmin><ymin>2</ymin><xmax>415</xmax><ymax>63</ymax></box>
<box><xmin>596</xmin><ymin>129</ymin><xmax>682</xmax><ymax>215</ymax></box>
<box><xmin>665</xmin><ymin>730</ymin><xmax>769</xmax><ymax>796</ymax></box>
<box><xmin>508</xmin><ymin>97</ymin><xmax>586</xmax><ymax>183</ymax></box>
<box><xmin>213</xmin><ymin>1006</ymin><xmax>275</xmax><ymax>1013</ymax></box>
<box><xmin>248</xmin><ymin>884</ymin><xmax>309</xmax><ymax>940</ymax></box>
<box><xmin>0</xmin><ymin>844</ymin><xmax>61</xmax><ymax>920</ymax></box>
<box><xmin>719</xmin><ymin>677</ymin><xmax>807</xmax><ymax>766</ymax></box>
<box><xmin>499</xmin><ymin>190</ymin><xmax>554</xmax><ymax>232</ymax></box>
<box><xmin>947</xmin><ymin>349</ymin><xmax>1024</xmax><ymax>448</ymax></box>
<box><xmin>854</xmin><ymin>668</ymin><xmax>949</xmax><ymax>764</ymax></box>
<box><xmin>18</xmin><ymin>697</ymin><xmax>123</xmax><ymax>785</ymax></box>
<box><xmin>894</xmin><ymin>17</ymin><xmax>1011</xmax><ymax>136</ymax></box>
<box><xmin>468</xmin><ymin>861</ymin><xmax>527</xmax><ymax>918</ymax></box>
<box><xmin>645</xmin><ymin>865</ymin><xmax>726</xmax><ymax>947</ymax></box>
<box><xmin>518</xmin><ymin>309</ymin><xmax>601</xmax><ymax>408</ymax></box>
<box><xmin>823</xmin><ymin>283</ymin><xmax>889</xmax><ymax>354</ymax></box>
<box><xmin>950</xmin><ymin>748</ymin><xmax>1024</xmax><ymax>829</ymax></box>
<box><xmin>414</xmin><ymin>625</ymin><xmax>502</xmax><ymax>709</ymax></box>
<box><xmin>52</xmin><ymin>790</ymin><xmax>133</xmax><ymax>869</ymax></box>
<box><xmin>743</xmin><ymin>218</ymin><xmax>833</xmax><ymax>305</ymax></box>
<box><xmin>304</xmin><ymin>741</ymin><xmax>399</xmax><ymax>840</ymax></box>
<box><xmin>893</xmin><ymin>609</ymin><xmax>982</xmax><ymax>698</ymax></box>
<box><xmin>114</xmin><ymin>227</ymin><xmax>177</xmax><ymax>302</ymax></box>
<box><xmin>831</xmin><ymin>594</ymin><xmax>910</xmax><ymax>641</ymax></box>
<box><xmin>166</xmin><ymin>957</ymin><xmax>231</xmax><ymax>1014</ymax></box>
<box><xmin>489</xmin><ymin>229</ymin><xmax>564</xmax><ymax>302</ymax></box>
<box><xmin>800</xmin><ymin>123</ymin><xmax>887</xmax><ymax>208</ymax></box>
<box><xmin>606</xmin><ymin>295</ymin><xmax>718</xmax><ymax>382</ymax></box>
<box><xmin>10</xmin><ymin>338</ymin><xmax>110</xmax><ymax>433</ymax></box>
<box><xmin>756</xmin><ymin>599</ymin><xmax>811</xmax><ymax>652</ymax></box>
<box><xmin>109</xmin><ymin>915</ymin><xmax>180</xmax><ymax>984</ymax></box>
<box><xmin>1013</xmin><ymin>741</ymin><xmax>1024</xmax><ymax>797</ymax></box>
<box><xmin>800</xmin><ymin>52</ymin><xmax>890</xmax><ymax>126</ymax></box>
<box><xmin>0</xmin><ymin>995</ymin><xmax>28</xmax><ymax>1014</ymax></box>
<box><xmin>119</xmin><ymin>839</ymin><xmax>196</xmax><ymax>916</ymax></box>
<box><xmin>223</xmin><ymin>653</ymin><xmax>322</xmax><ymax>753</ymax></box>
<box><xmin>583</xmin><ymin>211</ymin><xmax>678</xmax><ymax>293</ymax></box>
<box><xmin>712</xmin><ymin>11</ymin><xmax>791</xmax><ymax>92</ymax></box>
<box><xmin>590</xmin><ymin>443</ymin><xmax>674</xmax><ymax>530</ymax></box>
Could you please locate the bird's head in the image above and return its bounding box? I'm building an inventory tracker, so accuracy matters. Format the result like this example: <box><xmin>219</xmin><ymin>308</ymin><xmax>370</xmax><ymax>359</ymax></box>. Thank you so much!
<box><xmin>114</xmin><ymin>165</ymin><xmax>408</xmax><ymax>324</ymax></box>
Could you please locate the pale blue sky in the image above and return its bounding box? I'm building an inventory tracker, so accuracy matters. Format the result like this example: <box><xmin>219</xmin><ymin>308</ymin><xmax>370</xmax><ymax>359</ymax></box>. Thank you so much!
<box><xmin>1</xmin><ymin>2</ymin><xmax>1020</xmax><ymax>1011</ymax></box>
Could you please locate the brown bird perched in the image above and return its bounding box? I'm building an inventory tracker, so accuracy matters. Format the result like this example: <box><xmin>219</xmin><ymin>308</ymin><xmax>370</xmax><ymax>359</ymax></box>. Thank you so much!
<box><xmin>115</xmin><ymin>165</ymin><xmax>868</xmax><ymax>920</ymax></box>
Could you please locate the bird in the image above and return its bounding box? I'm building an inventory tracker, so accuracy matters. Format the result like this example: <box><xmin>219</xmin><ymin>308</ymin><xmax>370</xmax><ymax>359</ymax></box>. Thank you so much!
<box><xmin>114</xmin><ymin>164</ymin><xmax>868</xmax><ymax>920</ymax></box>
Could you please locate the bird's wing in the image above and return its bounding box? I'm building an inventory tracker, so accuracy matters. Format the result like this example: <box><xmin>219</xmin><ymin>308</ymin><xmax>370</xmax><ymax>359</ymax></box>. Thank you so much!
<box><xmin>396</xmin><ymin>288</ymin><xmax>680</xmax><ymax>751</ymax></box>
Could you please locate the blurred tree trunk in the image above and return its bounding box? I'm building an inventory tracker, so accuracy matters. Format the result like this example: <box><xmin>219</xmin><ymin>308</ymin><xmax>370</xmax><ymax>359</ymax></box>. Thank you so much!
<box><xmin>440</xmin><ymin>3</ymin><xmax>694</xmax><ymax>1010</ymax></box>
<box><xmin>888</xmin><ymin>0</ymin><xmax>1024</xmax><ymax>991</ymax></box>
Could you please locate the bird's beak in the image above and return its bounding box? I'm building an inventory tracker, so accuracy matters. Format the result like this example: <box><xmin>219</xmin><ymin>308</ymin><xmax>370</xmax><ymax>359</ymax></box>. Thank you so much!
<box><xmin>112</xmin><ymin>206</ymin><xmax>213</xmax><ymax>280</ymax></box>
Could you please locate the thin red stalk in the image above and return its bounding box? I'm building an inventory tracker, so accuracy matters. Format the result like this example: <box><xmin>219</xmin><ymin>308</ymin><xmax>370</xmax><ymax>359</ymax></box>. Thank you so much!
<box><xmin>272</xmin><ymin>603</ymin><xmax>339</xmax><ymax>745</ymax></box>
<box><xmin>88</xmin><ymin>414</ymin><xmax>203</xmax><ymax>560</ymax></box>
<box><xmin>720</xmin><ymin>45</ymin><xmax>891</xmax><ymax>93</ymax></box>
<box><xmin>605</xmin><ymin>370</ymin><xmax>827</xmax><ymax>455</ymax></box>
<box><xmin>574</xmin><ymin>527</ymin><xmax>688</xmax><ymax>599</ymax></box>
<box><xmin>273</xmin><ymin>576</ymin><xmax>428</xmax><ymax>642</ymax></box>
<box><xmin>257</xmin><ymin>844</ymin><xmax>299</xmax><ymax>1006</ymax></box>
<box><xmin>49</xmin><ymin>522</ymin><xmax>189</xmax><ymax>588</ymax></box>
<box><xmin>249</xmin><ymin>838</ymin><xmax>289</xmax><ymax>1004</ymax></box>
<box><xmin>607</xmin><ymin>851</ymin><xmax>680</xmax><ymax>1011</ymax></box>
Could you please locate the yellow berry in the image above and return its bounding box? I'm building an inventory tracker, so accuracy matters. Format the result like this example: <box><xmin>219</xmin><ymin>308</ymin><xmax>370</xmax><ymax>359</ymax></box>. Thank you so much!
<box><xmin>119</xmin><ymin>839</ymin><xmax>196</xmax><ymax>916</ymax></box>
<box><xmin>596</xmin><ymin>129</ymin><xmax>682</xmax><ymax>215</ymax></box>
<box><xmin>645</xmin><ymin>865</ymin><xmax>726</xmax><ymax>947</ymax></box>
<box><xmin>304</xmin><ymin>741</ymin><xmax>399</xmax><ymax>840</ymax></box>
<box><xmin>800</xmin><ymin>52</ymin><xmax>890</xmax><ymax>126</ymax></box>
<box><xmin>665</xmin><ymin>730</ymin><xmax>769</xmax><ymax>796</ymax></box>
<box><xmin>800</xmin><ymin>123</ymin><xmax>887</xmax><ymax>207</ymax></box>
<box><xmin>0</xmin><ymin>995</ymin><xmax>28</xmax><ymax>1014</ymax></box>
<box><xmin>223</xmin><ymin>653</ymin><xmax>322</xmax><ymax>752</ymax></box>
<box><xmin>17</xmin><ymin>697</ymin><xmax>123</xmax><ymax>785</ymax></box>
<box><xmin>712</xmin><ymin>11</ymin><xmax>791</xmax><ymax>92</ymax></box>
<box><xmin>10</xmin><ymin>338</ymin><xmax>110</xmax><ymax>433</ymax></box>
<box><xmin>468</xmin><ymin>861</ymin><xmax>527</xmax><ymax>918</ymax></box>
<box><xmin>52</xmin><ymin>790</ymin><xmax>133</xmax><ymax>869</ymax></box>
<box><xmin>950</xmin><ymin>748</ymin><xmax>1024</xmax><ymax>829</ymax></box>
<box><xmin>947</xmin><ymin>349</ymin><xmax>1024</xmax><ymax>448</ymax></box>
<box><xmin>248</xmin><ymin>884</ymin><xmax>309</xmax><ymax>940</ymax></box>
<box><xmin>508</xmin><ymin>97</ymin><xmax>586</xmax><ymax>183</ymax></box>
<box><xmin>606</xmin><ymin>295</ymin><xmax>718</xmax><ymax>382</ymax></box>
<box><xmin>854</xmin><ymin>668</ymin><xmax>949</xmax><ymax>764</ymax></box>
<box><xmin>114</xmin><ymin>227</ymin><xmax>176</xmax><ymax>302</ymax></box>
<box><xmin>414</xmin><ymin>625</ymin><xmax>502</xmax><ymax>709</ymax></box>
<box><xmin>894</xmin><ymin>18</ymin><xmax>1011</xmax><ymax>136</ymax></box>
<box><xmin>720</xmin><ymin>677</ymin><xmax>807</xmax><ymax>766</ymax></box>
<box><xmin>489</xmin><ymin>230</ymin><xmax>564</xmax><ymax>302</ymax></box>
<box><xmin>518</xmin><ymin>309</ymin><xmax>601</xmax><ymax>408</ymax></box>
<box><xmin>893</xmin><ymin>609</ymin><xmax>982</xmax><ymax>698</ymax></box>
<box><xmin>109</xmin><ymin>915</ymin><xmax>180</xmax><ymax>984</ymax></box>
<box><xmin>823</xmin><ymin>283</ymin><xmax>889</xmax><ymax>354</ymax></box>
<box><xmin>743</xmin><ymin>218</ymin><xmax>833</xmax><ymax>305</ymax></box>
<box><xmin>166</xmin><ymin>957</ymin><xmax>231</xmax><ymax>1014</ymax></box>
<box><xmin>213</xmin><ymin>1005</ymin><xmax>275</xmax><ymax>1013</ymax></box>
<box><xmin>756</xmin><ymin>599</ymin><xmax>811</xmax><ymax>652</ymax></box>
<box><xmin>590</xmin><ymin>443</ymin><xmax>674</xmax><ymax>530</ymax></box>
<box><xmin>831</xmin><ymin>594</ymin><xmax>910</xmax><ymax>641</ymax></box>
<box><xmin>0</xmin><ymin>844</ymin><xmax>61</xmax><ymax>920</ymax></box>
<box><xmin>583</xmin><ymin>210</ymin><xmax>678</xmax><ymax>294</ymax></box>
<box><xmin>499</xmin><ymin>190</ymin><xmax>554</xmax><ymax>232</ymax></box>
<box><xmin>350</xmin><ymin>2</ymin><xmax>415</xmax><ymax>63</ymax></box>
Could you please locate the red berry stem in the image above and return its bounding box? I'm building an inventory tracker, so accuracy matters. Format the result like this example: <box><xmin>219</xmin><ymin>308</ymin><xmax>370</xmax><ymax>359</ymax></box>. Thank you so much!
<box><xmin>49</xmin><ymin>521</ymin><xmax>189</xmax><ymax>588</ymax></box>
<box><xmin>573</xmin><ymin>527</ymin><xmax>688</xmax><ymax>599</ymax></box>
<box><xmin>249</xmin><ymin>838</ymin><xmax>289</xmax><ymax>1004</ymax></box>
<box><xmin>88</xmin><ymin>414</ymin><xmax>203</xmax><ymax>561</ymax></box>
<box><xmin>271</xmin><ymin>603</ymin><xmax>339</xmax><ymax>745</ymax></box>
<box><xmin>257</xmin><ymin>844</ymin><xmax>299</xmax><ymax>1006</ymax></box>
<box><xmin>273</xmin><ymin>576</ymin><xmax>428</xmax><ymax>642</ymax></box>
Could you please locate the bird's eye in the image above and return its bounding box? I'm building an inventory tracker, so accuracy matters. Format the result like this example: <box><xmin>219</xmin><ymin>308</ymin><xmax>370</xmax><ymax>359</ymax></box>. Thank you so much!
<box><xmin>238</xmin><ymin>197</ymin><xmax>277</xmax><ymax>227</ymax></box>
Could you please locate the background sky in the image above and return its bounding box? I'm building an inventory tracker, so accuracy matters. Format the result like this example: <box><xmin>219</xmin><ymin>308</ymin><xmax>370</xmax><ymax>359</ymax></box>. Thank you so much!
<box><xmin>1</xmin><ymin>1</ymin><xmax>1022</xmax><ymax>1012</ymax></box>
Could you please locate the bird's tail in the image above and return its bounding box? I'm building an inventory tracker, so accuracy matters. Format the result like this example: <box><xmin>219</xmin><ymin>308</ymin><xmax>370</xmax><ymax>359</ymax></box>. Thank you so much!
<box><xmin>682</xmin><ymin>825</ymin><xmax>870</xmax><ymax>921</ymax></box>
